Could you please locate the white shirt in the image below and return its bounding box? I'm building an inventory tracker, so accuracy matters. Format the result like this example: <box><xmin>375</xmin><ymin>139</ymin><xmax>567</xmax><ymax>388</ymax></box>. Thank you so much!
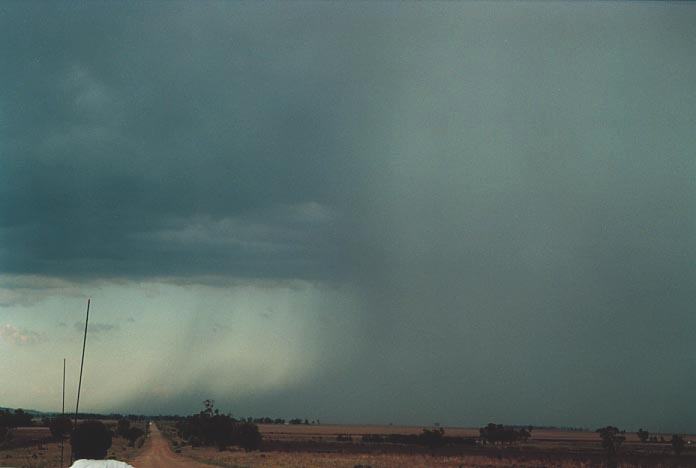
<box><xmin>69</xmin><ymin>460</ymin><xmax>135</xmax><ymax>468</ymax></box>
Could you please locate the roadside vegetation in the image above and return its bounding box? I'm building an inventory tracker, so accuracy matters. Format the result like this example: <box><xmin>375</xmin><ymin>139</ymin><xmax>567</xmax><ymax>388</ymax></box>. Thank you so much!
<box><xmin>0</xmin><ymin>409</ymin><xmax>149</xmax><ymax>467</ymax></box>
<box><xmin>175</xmin><ymin>400</ymin><xmax>262</xmax><ymax>451</ymax></box>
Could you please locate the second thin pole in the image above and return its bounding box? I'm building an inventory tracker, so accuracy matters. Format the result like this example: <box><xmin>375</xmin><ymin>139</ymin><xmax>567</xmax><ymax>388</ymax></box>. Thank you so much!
<box><xmin>60</xmin><ymin>358</ymin><xmax>65</xmax><ymax>467</ymax></box>
<box><xmin>73</xmin><ymin>299</ymin><xmax>90</xmax><ymax>436</ymax></box>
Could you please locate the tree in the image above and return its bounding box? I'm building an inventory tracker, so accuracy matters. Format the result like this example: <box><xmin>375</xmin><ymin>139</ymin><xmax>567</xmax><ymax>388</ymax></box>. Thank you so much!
<box><xmin>637</xmin><ymin>428</ymin><xmax>649</xmax><ymax>443</ymax></box>
<box><xmin>671</xmin><ymin>434</ymin><xmax>685</xmax><ymax>456</ymax></box>
<box><xmin>125</xmin><ymin>427</ymin><xmax>145</xmax><ymax>447</ymax></box>
<box><xmin>47</xmin><ymin>416</ymin><xmax>73</xmax><ymax>439</ymax></box>
<box><xmin>596</xmin><ymin>426</ymin><xmax>625</xmax><ymax>455</ymax></box>
<box><xmin>596</xmin><ymin>426</ymin><xmax>625</xmax><ymax>468</ymax></box>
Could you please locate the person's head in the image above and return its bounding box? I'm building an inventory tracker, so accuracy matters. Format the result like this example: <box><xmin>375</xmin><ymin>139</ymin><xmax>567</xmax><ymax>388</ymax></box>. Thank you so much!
<box><xmin>71</xmin><ymin>420</ymin><xmax>112</xmax><ymax>460</ymax></box>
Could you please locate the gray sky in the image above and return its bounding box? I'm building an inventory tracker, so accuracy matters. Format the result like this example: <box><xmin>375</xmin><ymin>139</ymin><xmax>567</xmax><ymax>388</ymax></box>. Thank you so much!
<box><xmin>1</xmin><ymin>1</ymin><xmax>695</xmax><ymax>432</ymax></box>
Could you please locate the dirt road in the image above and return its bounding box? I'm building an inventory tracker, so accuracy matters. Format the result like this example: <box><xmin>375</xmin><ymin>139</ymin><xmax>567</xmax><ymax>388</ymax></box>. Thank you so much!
<box><xmin>131</xmin><ymin>423</ymin><xmax>211</xmax><ymax>468</ymax></box>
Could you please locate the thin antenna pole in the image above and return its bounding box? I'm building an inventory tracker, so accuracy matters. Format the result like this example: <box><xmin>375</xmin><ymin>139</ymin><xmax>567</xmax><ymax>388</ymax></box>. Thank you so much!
<box><xmin>62</xmin><ymin>358</ymin><xmax>66</xmax><ymax>413</ymax></box>
<box><xmin>74</xmin><ymin>299</ymin><xmax>90</xmax><ymax>430</ymax></box>
<box><xmin>61</xmin><ymin>358</ymin><xmax>65</xmax><ymax>468</ymax></box>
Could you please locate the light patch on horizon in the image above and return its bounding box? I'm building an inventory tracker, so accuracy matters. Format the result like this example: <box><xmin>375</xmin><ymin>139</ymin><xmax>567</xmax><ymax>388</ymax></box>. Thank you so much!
<box><xmin>0</xmin><ymin>277</ymin><xmax>361</xmax><ymax>416</ymax></box>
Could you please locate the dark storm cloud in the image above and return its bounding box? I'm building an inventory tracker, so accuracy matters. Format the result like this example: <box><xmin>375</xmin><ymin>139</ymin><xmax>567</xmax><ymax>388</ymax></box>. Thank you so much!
<box><xmin>2</xmin><ymin>1</ymin><xmax>696</xmax><ymax>431</ymax></box>
<box><xmin>0</xmin><ymin>2</ymin><xmax>361</xmax><ymax>280</ymax></box>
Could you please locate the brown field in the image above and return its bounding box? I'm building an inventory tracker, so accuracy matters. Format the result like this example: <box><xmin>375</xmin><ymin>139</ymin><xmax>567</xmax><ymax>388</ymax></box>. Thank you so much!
<box><xmin>2</xmin><ymin>422</ymin><xmax>695</xmax><ymax>467</ymax></box>
<box><xmin>256</xmin><ymin>423</ymin><xmax>696</xmax><ymax>443</ymax></box>
<box><xmin>161</xmin><ymin>422</ymin><xmax>696</xmax><ymax>468</ymax></box>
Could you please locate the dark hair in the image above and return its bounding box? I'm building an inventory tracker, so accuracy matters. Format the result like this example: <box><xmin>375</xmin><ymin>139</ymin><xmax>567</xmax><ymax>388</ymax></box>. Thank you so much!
<box><xmin>71</xmin><ymin>420</ymin><xmax>112</xmax><ymax>460</ymax></box>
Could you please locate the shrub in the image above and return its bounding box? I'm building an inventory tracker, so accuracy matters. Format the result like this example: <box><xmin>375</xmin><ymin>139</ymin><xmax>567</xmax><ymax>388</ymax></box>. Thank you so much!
<box><xmin>47</xmin><ymin>416</ymin><xmax>73</xmax><ymax>439</ymax></box>
<box><xmin>418</xmin><ymin>428</ymin><xmax>445</xmax><ymax>450</ymax></box>
<box><xmin>236</xmin><ymin>421</ymin><xmax>262</xmax><ymax>451</ymax></box>
<box><xmin>126</xmin><ymin>427</ymin><xmax>145</xmax><ymax>447</ymax></box>
<box><xmin>479</xmin><ymin>423</ymin><xmax>532</xmax><ymax>446</ymax></box>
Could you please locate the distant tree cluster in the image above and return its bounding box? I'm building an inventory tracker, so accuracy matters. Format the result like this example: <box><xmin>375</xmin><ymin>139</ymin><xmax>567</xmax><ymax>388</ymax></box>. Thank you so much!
<box><xmin>70</xmin><ymin>412</ymin><xmax>134</xmax><ymax>420</ymax></box>
<box><xmin>289</xmin><ymin>418</ymin><xmax>312</xmax><ymax>425</ymax></box>
<box><xmin>359</xmin><ymin>428</ymin><xmax>476</xmax><ymax>449</ymax></box>
<box><xmin>635</xmin><ymin>428</ymin><xmax>687</xmax><ymax>456</ymax></box>
<box><xmin>479</xmin><ymin>423</ymin><xmax>532</xmax><ymax>446</ymax></box>
<box><xmin>527</xmin><ymin>425</ymin><xmax>589</xmax><ymax>432</ymax></box>
<box><xmin>176</xmin><ymin>400</ymin><xmax>261</xmax><ymax>451</ymax></box>
<box><xmin>250</xmin><ymin>417</ymin><xmax>287</xmax><ymax>425</ymax></box>
<box><xmin>229</xmin><ymin>416</ymin><xmax>319</xmax><ymax>425</ymax></box>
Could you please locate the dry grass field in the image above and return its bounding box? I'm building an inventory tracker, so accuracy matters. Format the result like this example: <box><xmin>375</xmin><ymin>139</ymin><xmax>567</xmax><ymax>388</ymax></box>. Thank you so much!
<box><xmin>176</xmin><ymin>445</ymin><xmax>696</xmax><ymax>468</ymax></box>
<box><xmin>160</xmin><ymin>423</ymin><xmax>696</xmax><ymax>468</ymax></box>
<box><xmin>180</xmin><ymin>449</ymin><xmax>594</xmax><ymax>468</ymax></box>
<box><xmin>2</xmin><ymin>422</ymin><xmax>694</xmax><ymax>467</ymax></box>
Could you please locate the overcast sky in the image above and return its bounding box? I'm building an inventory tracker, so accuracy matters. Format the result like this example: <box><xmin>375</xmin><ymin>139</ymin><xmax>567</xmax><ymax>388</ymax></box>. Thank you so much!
<box><xmin>1</xmin><ymin>1</ymin><xmax>695</xmax><ymax>432</ymax></box>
